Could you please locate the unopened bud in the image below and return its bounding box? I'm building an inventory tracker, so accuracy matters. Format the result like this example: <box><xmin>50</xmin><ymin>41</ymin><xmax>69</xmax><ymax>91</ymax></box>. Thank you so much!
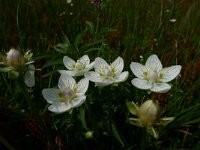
<box><xmin>7</xmin><ymin>49</ymin><xmax>24</xmax><ymax>67</ymax></box>
<box><xmin>138</xmin><ymin>100</ymin><xmax>159</xmax><ymax>126</ymax></box>
<box><xmin>85</xmin><ymin>131</ymin><xmax>93</xmax><ymax>139</ymax></box>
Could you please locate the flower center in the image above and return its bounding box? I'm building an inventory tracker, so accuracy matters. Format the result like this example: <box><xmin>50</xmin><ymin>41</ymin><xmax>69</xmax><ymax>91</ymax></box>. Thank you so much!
<box><xmin>74</xmin><ymin>60</ymin><xmax>85</xmax><ymax>71</ymax></box>
<box><xmin>102</xmin><ymin>67</ymin><xmax>113</xmax><ymax>80</ymax></box>
<box><xmin>149</xmin><ymin>71</ymin><xmax>159</xmax><ymax>82</ymax></box>
<box><xmin>59</xmin><ymin>87</ymin><xmax>74</xmax><ymax>102</ymax></box>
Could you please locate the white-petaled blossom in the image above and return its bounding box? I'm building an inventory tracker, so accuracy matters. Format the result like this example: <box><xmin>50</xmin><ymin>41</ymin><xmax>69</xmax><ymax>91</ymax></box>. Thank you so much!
<box><xmin>42</xmin><ymin>74</ymin><xmax>89</xmax><ymax>113</ymax></box>
<box><xmin>59</xmin><ymin>55</ymin><xmax>94</xmax><ymax>76</ymax></box>
<box><xmin>130</xmin><ymin>54</ymin><xmax>181</xmax><ymax>93</ymax></box>
<box><xmin>24</xmin><ymin>64</ymin><xmax>35</xmax><ymax>88</ymax></box>
<box><xmin>84</xmin><ymin>57</ymin><xmax>129</xmax><ymax>87</ymax></box>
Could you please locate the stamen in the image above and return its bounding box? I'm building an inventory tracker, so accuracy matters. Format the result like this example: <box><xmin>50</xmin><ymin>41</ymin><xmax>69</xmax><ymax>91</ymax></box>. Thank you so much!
<box><xmin>149</xmin><ymin>71</ymin><xmax>159</xmax><ymax>82</ymax></box>
<box><xmin>59</xmin><ymin>87</ymin><xmax>74</xmax><ymax>102</ymax></box>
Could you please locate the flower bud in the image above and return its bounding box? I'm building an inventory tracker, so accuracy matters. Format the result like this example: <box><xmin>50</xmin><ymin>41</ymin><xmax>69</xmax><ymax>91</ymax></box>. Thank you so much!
<box><xmin>6</xmin><ymin>49</ymin><xmax>24</xmax><ymax>67</ymax></box>
<box><xmin>85</xmin><ymin>131</ymin><xmax>93</xmax><ymax>139</ymax></box>
<box><xmin>138</xmin><ymin>100</ymin><xmax>159</xmax><ymax>126</ymax></box>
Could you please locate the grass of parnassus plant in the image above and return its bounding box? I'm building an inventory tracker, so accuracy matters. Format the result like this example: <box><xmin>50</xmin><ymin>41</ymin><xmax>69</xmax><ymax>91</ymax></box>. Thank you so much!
<box><xmin>0</xmin><ymin>0</ymin><xmax>200</xmax><ymax>149</ymax></box>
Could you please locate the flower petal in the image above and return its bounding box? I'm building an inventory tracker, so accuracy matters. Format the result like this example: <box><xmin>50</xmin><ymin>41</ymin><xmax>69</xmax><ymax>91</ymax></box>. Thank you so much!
<box><xmin>58</xmin><ymin>74</ymin><xmax>76</xmax><ymax>90</ymax></box>
<box><xmin>159</xmin><ymin>65</ymin><xmax>181</xmax><ymax>82</ymax></box>
<box><xmin>130</xmin><ymin>62</ymin><xmax>148</xmax><ymax>79</ymax></box>
<box><xmin>94</xmin><ymin>57</ymin><xmax>109</xmax><ymax>72</ymax></box>
<box><xmin>110</xmin><ymin>57</ymin><xmax>124</xmax><ymax>75</ymax></box>
<box><xmin>113</xmin><ymin>71</ymin><xmax>129</xmax><ymax>83</ymax></box>
<box><xmin>70</xmin><ymin>96</ymin><xmax>86</xmax><ymax>108</ymax></box>
<box><xmin>42</xmin><ymin>88</ymin><xmax>60</xmax><ymax>104</ymax></box>
<box><xmin>79</xmin><ymin>55</ymin><xmax>90</xmax><ymax>66</ymax></box>
<box><xmin>84</xmin><ymin>71</ymin><xmax>102</xmax><ymax>83</ymax></box>
<box><xmin>150</xmin><ymin>83</ymin><xmax>171</xmax><ymax>93</ymax></box>
<box><xmin>63</xmin><ymin>56</ymin><xmax>75</xmax><ymax>70</ymax></box>
<box><xmin>24</xmin><ymin>65</ymin><xmax>35</xmax><ymax>87</ymax></box>
<box><xmin>145</xmin><ymin>54</ymin><xmax>162</xmax><ymax>72</ymax></box>
<box><xmin>48</xmin><ymin>102</ymin><xmax>71</xmax><ymax>113</ymax></box>
<box><xmin>86</xmin><ymin>61</ymin><xmax>95</xmax><ymax>70</ymax></box>
<box><xmin>77</xmin><ymin>78</ymin><xmax>89</xmax><ymax>94</ymax></box>
<box><xmin>131</xmin><ymin>78</ymin><xmax>152</xmax><ymax>90</ymax></box>
<box><xmin>58</xmin><ymin>70</ymin><xmax>76</xmax><ymax>76</ymax></box>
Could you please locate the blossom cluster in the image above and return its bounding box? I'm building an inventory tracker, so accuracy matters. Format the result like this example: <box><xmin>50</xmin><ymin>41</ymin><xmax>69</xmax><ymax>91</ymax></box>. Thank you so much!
<box><xmin>42</xmin><ymin>54</ymin><xmax>181</xmax><ymax>117</ymax></box>
<box><xmin>0</xmin><ymin>49</ymin><xmax>182</xmax><ymax>138</ymax></box>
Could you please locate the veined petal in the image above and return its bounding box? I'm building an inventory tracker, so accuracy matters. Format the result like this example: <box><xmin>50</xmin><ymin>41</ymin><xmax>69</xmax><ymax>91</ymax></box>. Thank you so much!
<box><xmin>79</xmin><ymin>55</ymin><xmax>90</xmax><ymax>66</ymax></box>
<box><xmin>42</xmin><ymin>88</ymin><xmax>60</xmax><ymax>104</ymax></box>
<box><xmin>151</xmin><ymin>83</ymin><xmax>171</xmax><ymax>93</ymax></box>
<box><xmin>70</xmin><ymin>96</ymin><xmax>86</xmax><ymax>108</ymax></box>
<box><xmin>24</xmin><ymin>70</ymin><xmax>35</xmax><ymax>87</ymax></box>
<box><xmin>130</xmin><ymin>62</ymin><xmax>148</xmax><ymax>79</ymax></box>
<box><xmin>77</xmin><ymin>78</ymin><xmax>89</xmax><ymax>94</ymax></box>
<box><xmin>131</xmin><ymin>78</ymin><xmax>152</xmax><ymax>90</ymax></box>
<box><xmin>94</xmin><ymin>57</ymin><xmax>109</xmax><ymax>72</ymax></box>
<box><xmin>145</xmin><ymin>54</ymin><xmax>162</xmax><ymax>72</ymax></box>
<box><xmin>58</xmin><ymin>70</ymin><xmax>76</xmax><ymax>76</ymax></box>
<box><xmin>48</xmin><ymin>102</ymin><xmax>71</xmax><ymax>113</ymax></box>
<box><xmin>159</xmin><ymin>65</ymin><xmax>181</xmax><ymax>82</ymax></box>
<box><xmin>84</xmin><ymin>71</ymin><xmax>102</xmax><ymax>83</ymax></box>
<box><xmin>58</xmin><ymin>74</ymin><xmax>76</xmax><ymax>90</ymax></box>
<box><xmin>110</xmin><ymin>57</ymin><xmax>124</xmax><ymax>75</ymax></box>
<box><xmin>113</xmin><ymin>71</ymin><xmax>129</xmax><ymax>83</ymax></box>
<box><xmin>86</xmin><ymin>61</ymin><xmax>95</xmax><ymax>70</ymax></box>
<box><xmin>63</xmin><ymin>56</ymin><xmax>75</xmax><ymax>70</ymax></box>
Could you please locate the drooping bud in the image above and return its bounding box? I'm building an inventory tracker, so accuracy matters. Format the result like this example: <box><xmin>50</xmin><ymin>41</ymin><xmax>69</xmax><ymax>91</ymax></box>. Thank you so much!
<box><xmin>6</xmin><ymin>49</ymin><xmax>24</xmax><ymax>67</ymax></box>
<box><xmin>138</xmin><ymin>100</ymin><xmax>159</xmax><ymax>126</ymax></box>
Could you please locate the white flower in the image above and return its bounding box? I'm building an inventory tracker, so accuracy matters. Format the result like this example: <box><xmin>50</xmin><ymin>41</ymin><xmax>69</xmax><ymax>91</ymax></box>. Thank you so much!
<box><xmin>42</xmin><ymin>74</ymin><xmax>89</xmax><ymax>113</ymax></box>
<box><xmin>24</xmin><ymin>64</ymin><xmax>35</xmax><ymax>88</ymax></box>
<box><xmin>130</xmin><ymin>54</ymin><xmax>181</xmax><ymax>93</ymax></box>
<box><xmin>85</xmin><ymin>57</ymin><xmax>129</xmax><ymax>87</ymax></box>
<box><xmin>59</xmin><ymin>55</ymin><xmax>94</xmax><ymax>76</ymax></box>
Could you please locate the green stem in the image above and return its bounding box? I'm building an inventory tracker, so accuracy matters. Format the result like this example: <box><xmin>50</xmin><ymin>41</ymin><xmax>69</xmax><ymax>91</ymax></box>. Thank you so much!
<box><xmin>0</xmin><ymin>134</ymin><xmax>16</xmax><ymax>150</ymax></box>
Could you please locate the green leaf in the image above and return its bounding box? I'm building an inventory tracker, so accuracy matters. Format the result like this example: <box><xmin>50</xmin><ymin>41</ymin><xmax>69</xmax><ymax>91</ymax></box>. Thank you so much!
<box><xmin>8</xmin><ymin>71</ymin><xmax>19</xmax><ymax>79</ymax></box>
<box><xmin>83</xmin><ymin>48</ymin><xmax>104</xmax><ymax>54</ymax></box>
<box><xmin>146</xmin><ymin>126</ymin><xmax>159</xmax><ymax>139</ymax></box>
<box><xmin>54</xmin><ymin>42</ymin><xmax>71</xmax><ymax>54</ymax></box>
<box><xmin>99</xmin><ymin>27</ymin><xmax>117</xmax><ymax>34</ymax></box>
<box><xmin>128</xmin><ymin>118</ymin><xmax>143</xmax><ymax>127</ymax></box>
<box><xmin>85</xmin><ymin>21</ymin><xmax>95</xmax><ymax>35</ymax></box>
<box><xmin>42</xmin><ymin>58</ymin><xmax>63</xmax><ymax>68</ymax></box>
<box><xmin>0</xmin><ymin>67</ymin><xmax>13</xmax><ymax>72</ymax></box>
<box><xmin>111</xmin><ymin>123</ymin><xmax>125</xmax><ymax>147</ymax></box>
<box><xmin>42</xmin><ymin>69</ymin><xmax>59</xmax><ymax>77</ymax></box>
<box><xmin>77</xmin><ymin>106</ymin><xmax>88</xmax><ymax>130</ymax></box>
<box><xmin>126</xmin><ymin>100</ymin><xmax>139</xmax><ymax>115</ymax></box>
<box><xmin>74</xmin><ymin>32</ymin><xmax>84</xmax><ymax>49</ymax></box>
